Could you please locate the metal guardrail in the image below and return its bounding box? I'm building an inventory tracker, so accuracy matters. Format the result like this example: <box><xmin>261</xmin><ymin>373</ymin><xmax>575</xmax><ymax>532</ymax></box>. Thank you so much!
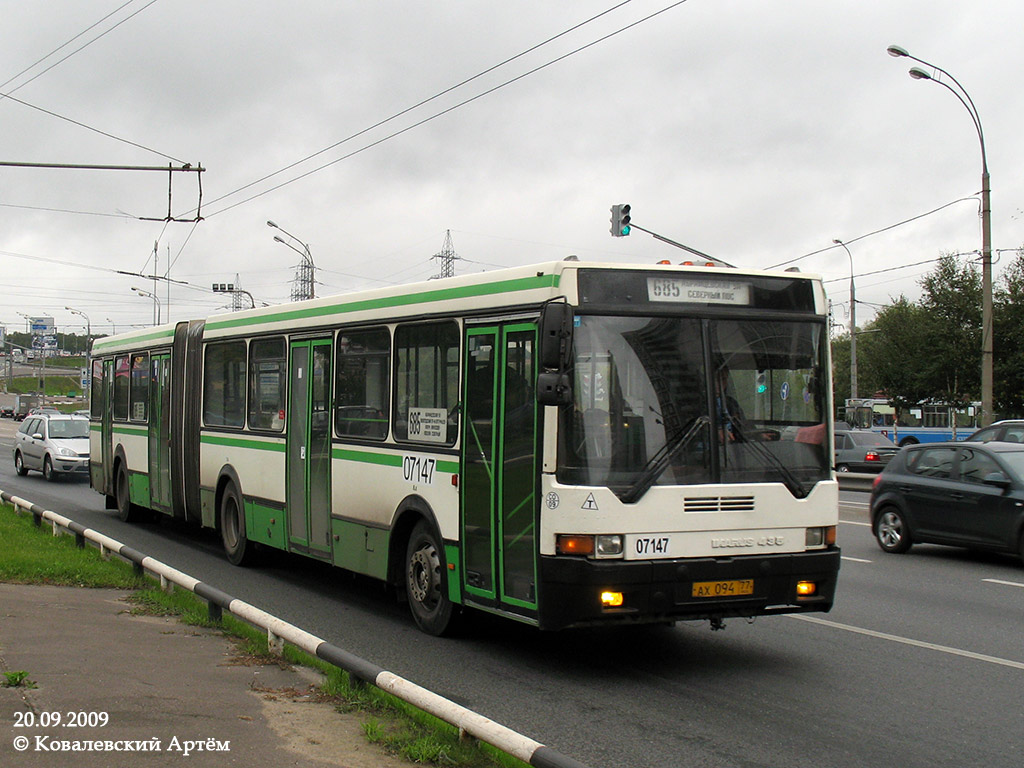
<box><xmin>0</xmin><ymin>489</ymin><xmax>592</xmax><ymax>768</ymax></box>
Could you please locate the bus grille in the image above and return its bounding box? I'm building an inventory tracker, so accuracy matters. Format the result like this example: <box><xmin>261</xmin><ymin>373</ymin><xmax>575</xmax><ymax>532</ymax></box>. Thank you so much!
<box><xmin>684</xmin><ymin>496</ymin><xmax>755</xmax><ymax>513</ymax></box>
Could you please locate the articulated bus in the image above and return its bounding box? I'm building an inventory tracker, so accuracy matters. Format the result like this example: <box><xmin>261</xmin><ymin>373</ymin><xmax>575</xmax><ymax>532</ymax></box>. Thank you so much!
<box><xmin>89</xmin><ymin>260</ymin><xmax>840</xmax><ymax>634</ymax></box>
<box><xmin>845</xmin><ymin>397</ymin><xmax>979</xmax><ymax>446</ymax></box>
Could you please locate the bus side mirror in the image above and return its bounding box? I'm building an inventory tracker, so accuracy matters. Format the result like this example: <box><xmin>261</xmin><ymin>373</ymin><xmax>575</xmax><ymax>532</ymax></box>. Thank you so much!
<box><xmin>537</xmin><ymin>372</ymin><xmax>572</xmax><ymax>406</ymax></box>
<box><xmin>539</xmin><ymin>302</ymin><xmax>573</xmax><ymax>371</ymax></box>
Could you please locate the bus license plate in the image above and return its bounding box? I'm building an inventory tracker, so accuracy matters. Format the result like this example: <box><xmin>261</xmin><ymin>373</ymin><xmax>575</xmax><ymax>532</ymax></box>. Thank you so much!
<box><xmin>692</xmin><ymin>579</ymin><xmax>754</xmax><ymax>598</ymax></box>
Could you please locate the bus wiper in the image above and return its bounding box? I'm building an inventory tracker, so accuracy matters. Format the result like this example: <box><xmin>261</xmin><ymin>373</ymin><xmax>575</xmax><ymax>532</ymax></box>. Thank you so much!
<box><xmin>619</xmin><ymin>416</ymin><xmax>709</xmax><ymax>504</ymax></box>
<box><xmin>729</xmin><ymin>422</ymin><xmax>808</xmax><ymax>499</ymax></box>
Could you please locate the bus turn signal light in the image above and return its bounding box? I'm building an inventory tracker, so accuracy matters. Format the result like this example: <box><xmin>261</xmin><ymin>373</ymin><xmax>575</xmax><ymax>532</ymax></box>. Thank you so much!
<box><xmin>557</xmin><ymin>534</ymin><xmax>594</xmax><ymax>556</ymax></box>
<box><xmin>601</xmin><ymin>591</ymin><xmax>624</xmax><ymax>607</ymax></box>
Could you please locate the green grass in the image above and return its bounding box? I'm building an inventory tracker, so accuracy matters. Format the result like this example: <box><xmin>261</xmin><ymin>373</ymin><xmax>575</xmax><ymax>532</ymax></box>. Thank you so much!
<box><xmin>7</xmin><ymin>374</ymin><xmax>82</xmax><ymax>398</ymax></box>
<box><xmin>2</xmin><ymin>670</ymin><xmax>37</xmax><ymax>689</ymax></box>
<box><xmin>0</xmin><ymin>503</ymin><xmax>528</xmax><ymax>768</ymax></box>
<box><xmin>0</xmin><ymin>507</ymin><xmax>144</xmax><ymax>587</ymax></box>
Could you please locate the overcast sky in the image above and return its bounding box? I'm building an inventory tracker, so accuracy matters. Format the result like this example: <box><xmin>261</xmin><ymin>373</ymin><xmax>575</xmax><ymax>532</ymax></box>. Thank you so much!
<box><xmin>2</xmin><ymin>0</ymin><xmax>1022</xmax><ymax>340</ymax></box>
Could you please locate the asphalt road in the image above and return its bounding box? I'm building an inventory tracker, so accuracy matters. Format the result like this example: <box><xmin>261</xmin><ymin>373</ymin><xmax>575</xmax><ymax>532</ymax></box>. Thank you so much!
<box><xmin>1</xmin><ymin>419</ymin><xmax>1021</xmax><ymax>768</ymax></box>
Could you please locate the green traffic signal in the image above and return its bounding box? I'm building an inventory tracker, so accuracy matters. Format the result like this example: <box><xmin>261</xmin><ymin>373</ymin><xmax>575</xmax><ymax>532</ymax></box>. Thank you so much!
<box><xmin>610</xmin><ymin>203</ymin><xmax>631</xmax><ymax>237</ymax></box>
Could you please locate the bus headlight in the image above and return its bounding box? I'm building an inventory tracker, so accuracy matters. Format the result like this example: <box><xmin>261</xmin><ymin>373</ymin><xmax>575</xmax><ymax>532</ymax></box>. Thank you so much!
<box><xmin>595</xmin><ymin>534</ymin><xmax>623</xmax><ymax>557</ymax></box>
<box><xmin>805</xmin><ymin>526</ymin><xmax>836</xmax><ymax>548</ymax></box>
<box><xmin>557</xmin><ymin>534</ymin><xmax>625</xmax><ymax>558</ymax></box>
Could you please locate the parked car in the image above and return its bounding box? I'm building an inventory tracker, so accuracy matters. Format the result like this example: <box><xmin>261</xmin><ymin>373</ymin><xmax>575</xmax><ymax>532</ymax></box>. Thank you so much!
<box><xmin>869</xmin><ymin>441</ymin><xmax>1024</xmax><ymax>564</ymax></box>
<box><xmin>0</xmin><ymin>406</ymin><xmax>13</xmax><ymax>418</ymax></box>
<box><xmin>834</xmin><ymin>429</ymin><xmax>898</xmax><ymax>473</ymax></box>
<box><xmin>13</xmin><ymin>414</ymin><xmax>90</xmax><ymax>481</ymax></box>
<box><xmin>966</xmin><ymin>419</ymin><xmax>1024</xmax><ymax>443</ymax></box>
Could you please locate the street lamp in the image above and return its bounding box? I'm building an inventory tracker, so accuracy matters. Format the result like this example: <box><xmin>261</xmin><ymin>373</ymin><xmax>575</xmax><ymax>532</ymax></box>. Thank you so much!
<box><xmin>107</xmin><ymin>318</ymin><xmax>116</xmax><ymax>335</ymax></box>
<box><xmin>887</xmin><ymin>44</ymin><xmax>993</xmax><ymax>426</ymax></box>
<box><xmin>267</xmin><ymin>220</ymin><xmax>316</xmax><ymax>301</ymax></box>
<box><xmin>833</xmin><ymin>239</ymin><xmax>857</xmax><ymax>400</ymax></box>
<box><xmin>65</xmin><ymin>306</ymin><xmax>91</xmax><ymax>356</ymax></box>
<box><xmin>131</xmin><ymin>287</ymin><xmax>162</xmax><ymax>326</ymax></box>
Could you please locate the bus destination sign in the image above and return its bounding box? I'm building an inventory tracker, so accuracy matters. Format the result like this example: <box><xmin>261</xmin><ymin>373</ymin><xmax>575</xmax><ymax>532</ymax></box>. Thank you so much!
<box><xmin>646</xmin><ymin>277</ymin><xmax>751</xmax><ymax>306</ymax></box>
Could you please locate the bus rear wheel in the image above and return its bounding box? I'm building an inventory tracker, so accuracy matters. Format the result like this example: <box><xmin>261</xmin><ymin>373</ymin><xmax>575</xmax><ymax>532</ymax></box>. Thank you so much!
<box><xmin>405</xmin><ymin>520</ymin><xmax>456</xmax><ymax>636</ymax></box>
<box><xmin>115</xmin><ymin>464</ymin><xmax>140</xmax><ymax>522</ymax></box>
<box><xmin>220</xmin><ymin>483</ymin><xmax>256</xmax><ymax>566</ymax></box>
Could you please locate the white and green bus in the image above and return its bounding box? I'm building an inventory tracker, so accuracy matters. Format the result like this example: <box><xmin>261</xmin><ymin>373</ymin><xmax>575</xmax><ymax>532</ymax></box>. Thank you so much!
<box><xmin>89</xmin><ymin>260</ymin><xmax>840</xmax><ymax>634</ymax></box>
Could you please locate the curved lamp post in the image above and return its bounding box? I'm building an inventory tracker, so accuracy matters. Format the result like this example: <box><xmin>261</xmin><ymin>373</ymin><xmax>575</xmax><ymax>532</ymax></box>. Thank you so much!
<box><xmin>833</xmin><ymin>240</ymin><xmax>857</xmax><ymax>400</ymax></box>
<box><xmin>131</xmin><ymin>287</ymin><xmax>162</xmax><ymax>326</ymax></box>
<box><xmin>65</xmin><ymin>306</ymin><xmax>91</xmax><ymax>356</ymax></box>
<box><xmin>267</xmin><ymin>220</ymin><xmax>316</xmax><ymax>301</ymax></box>
<box><xmin>887</xmin><ymin>44</ymin><xmax>993</xmax><ymax>426</ymax></box>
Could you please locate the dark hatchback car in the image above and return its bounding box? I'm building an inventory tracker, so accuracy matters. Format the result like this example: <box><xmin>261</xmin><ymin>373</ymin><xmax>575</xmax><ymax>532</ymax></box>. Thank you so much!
<box><xmin>834</xmin><ymin>429</ymin><xmax>898</xmax><ymax>473</ymax></box>
<box><xmin>870</xmin><ymin>441</ymin><xmax>1024</xmax><ymax>564</ymax></box>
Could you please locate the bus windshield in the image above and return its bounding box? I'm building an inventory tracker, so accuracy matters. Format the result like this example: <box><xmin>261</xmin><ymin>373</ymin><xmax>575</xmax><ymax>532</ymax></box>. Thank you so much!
<box><xmin>557</xmin><ymin>315</ymin><xmax>830</xmax><ymax>498</ymax></box>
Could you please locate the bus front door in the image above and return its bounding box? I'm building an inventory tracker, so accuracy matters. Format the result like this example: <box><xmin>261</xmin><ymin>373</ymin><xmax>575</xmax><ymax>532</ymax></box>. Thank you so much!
<box><xmin>461</xmin><ymin>324</ymin><xmax>539</xmax><ymax>618</ymax></box>
<box><xmin>286</xmin><ymin>339</ymin><xmax>332</xmax><ymax>557</ymax></box>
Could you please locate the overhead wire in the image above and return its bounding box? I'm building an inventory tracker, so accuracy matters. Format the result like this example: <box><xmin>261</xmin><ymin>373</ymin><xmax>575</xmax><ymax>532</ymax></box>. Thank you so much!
<box><xmin>0</xmin><ymin>0</ymin><xmax>185</xmax><ymax>165</ymax></box>
<box><xmin>197</xmin><ymin>0</ymin><xmax>692</xmax><ymax>219</ymax></box>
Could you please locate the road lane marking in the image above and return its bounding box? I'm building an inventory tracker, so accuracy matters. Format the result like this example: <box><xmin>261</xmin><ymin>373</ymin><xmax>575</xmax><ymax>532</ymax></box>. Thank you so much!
<box><xmin>840</xmin><ymin>519</ymin><xmax>871</xmax><ymax>527</ymax></box>
<box><xmin>982</xmin><ymin>578</ymin><xmax>1024</xmax><ymax>589</ymax></box>
<box><xmin>787</xmin><ymin>614</ymin><xmax>1024</xmax><ymax>671</ymax></box>
<box><xmin>840</xmin><ymin>556</ymin><xmax>872</xmax><ymax>563</ymax></box>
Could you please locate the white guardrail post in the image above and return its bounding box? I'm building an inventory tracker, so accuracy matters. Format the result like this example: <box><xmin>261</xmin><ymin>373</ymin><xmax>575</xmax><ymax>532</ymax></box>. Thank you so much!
<box><xmin>0</xmin><ymin>489</ymin><xmax>592</xmax><ymax>768</ymax></box>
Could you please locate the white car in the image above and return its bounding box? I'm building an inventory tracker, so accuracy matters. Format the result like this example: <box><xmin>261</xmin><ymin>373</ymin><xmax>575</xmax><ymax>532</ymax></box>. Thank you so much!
<box><xmin>13</xmin><ymin>413</ymin><xmax>90</xmax><ymax>481</ymax></box>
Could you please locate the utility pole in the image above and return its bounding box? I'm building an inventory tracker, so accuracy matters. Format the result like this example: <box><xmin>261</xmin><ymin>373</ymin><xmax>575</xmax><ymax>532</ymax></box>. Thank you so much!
<box><xmin>432</xmin><ymin>230</ymin><xmax>459</xmax><ymax>279</ymax></box>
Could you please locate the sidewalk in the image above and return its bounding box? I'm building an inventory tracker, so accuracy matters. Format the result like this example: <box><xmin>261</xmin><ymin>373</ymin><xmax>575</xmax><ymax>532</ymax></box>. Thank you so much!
<box><xmin>0</xmin><ymin>583</ymin><xmax>402</xmax><ymax>767</ymax></box>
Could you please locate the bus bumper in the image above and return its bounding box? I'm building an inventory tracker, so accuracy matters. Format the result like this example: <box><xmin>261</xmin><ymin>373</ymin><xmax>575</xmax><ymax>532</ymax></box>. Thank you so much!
<box><xmin>536</xmin><ymin>549</ymin><xmax>840</xmax><ymax>631</ymax></box>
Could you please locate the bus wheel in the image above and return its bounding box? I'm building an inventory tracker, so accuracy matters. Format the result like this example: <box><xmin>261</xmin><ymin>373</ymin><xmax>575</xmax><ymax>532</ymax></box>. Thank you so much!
<box><xmin>220</xmin><ymin>484</ymin><xmax>256</xmax><ymax>566</ymax></box>
<box><xmin>115</xmin><ymin>464</ymin><xmax>140</xmax><ymax>522</ymax></box>
<box><xmin>899</xmin><ymin>437</ymin><xmax>918</xmax><ymax>447</ymax></box>
<box><xmin>405</xmin><ymin>520</ymin><xmax>455</xmax><ymax>636</ymax></box>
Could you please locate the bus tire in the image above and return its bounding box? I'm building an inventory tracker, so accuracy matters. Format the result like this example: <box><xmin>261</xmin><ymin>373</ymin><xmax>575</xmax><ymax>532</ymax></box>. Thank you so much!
<box><xmin>115</xmin><ymin>463</ymin><xmax>140</xmax><ymax>523</ymax></box>
<box><xmin>405</xmin><ymin>520</ymin><xmax>456</xmax><ymax>636</ymax></box>
<box><xmin>220</xmin><ymin>483</ymin><xmax>256</xmax><ymax>566</ymax></box>
<box><xmin>898</xmin><ymin>437</ymin><xmax>918</xmax><ymax>447</ymax></box>
<box><xmin>874</xmin><ymin>506</ymin><xmax>912</xmax><ymax>554</ymax></box>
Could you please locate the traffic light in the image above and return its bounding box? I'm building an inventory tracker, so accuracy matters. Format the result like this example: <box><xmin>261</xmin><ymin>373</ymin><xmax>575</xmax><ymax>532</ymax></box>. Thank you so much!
<box><xmin>610</xmin><ymin>204</ymin><xmax>631</xmax><ymax>237</ymax></box>
<box><xmin>755</xmin><ymin>371</ymin><xmax>767</xmax><ymax>394</ymax></box>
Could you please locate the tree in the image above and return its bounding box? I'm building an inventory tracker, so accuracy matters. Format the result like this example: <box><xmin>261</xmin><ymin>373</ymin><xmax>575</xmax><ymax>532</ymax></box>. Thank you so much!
<box><xmin>858</xmin><ymin>296</ymin><xmax>932</xmax><ymax>414</ymax></box>
<box><xmin>994</xmin><ymin>249</ymin><xmax>1024</xmax><ymax>416</ymax></box>
<box><xmin>916</xmin><ymin>254</ymin><xmax>981</xmax><ymax>407</ymax></box>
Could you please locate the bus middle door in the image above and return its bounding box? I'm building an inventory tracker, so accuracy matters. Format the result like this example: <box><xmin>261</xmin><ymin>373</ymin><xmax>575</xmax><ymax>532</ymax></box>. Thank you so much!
<box><xmin>461</xmin><ymin>323</ymin><xmax>539</xmax><ymax>618</ymax></box>
<box><xmin>286</xmin><ymin>339</ymin><xmax>332</xmax><ymax>558</ymax></box>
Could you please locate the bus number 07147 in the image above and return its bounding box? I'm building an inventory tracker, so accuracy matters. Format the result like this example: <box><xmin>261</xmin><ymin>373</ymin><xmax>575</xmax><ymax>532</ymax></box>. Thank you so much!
<box><xmin>403</xmin><ymin>456</ymin><xmax>436</xmax><ymax>485</ymax></box>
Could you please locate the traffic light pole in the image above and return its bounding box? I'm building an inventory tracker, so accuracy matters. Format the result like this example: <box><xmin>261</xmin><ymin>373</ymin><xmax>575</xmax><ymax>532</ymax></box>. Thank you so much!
<box><xmin>627</xmin><ymin>223</ymin><xmax>735</xmax><ymax>267</ymax></box>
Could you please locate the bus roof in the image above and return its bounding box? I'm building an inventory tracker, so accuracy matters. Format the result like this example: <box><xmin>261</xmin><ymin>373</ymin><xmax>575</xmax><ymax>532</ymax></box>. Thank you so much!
<box><xmin>92</xmin><ymin>259</ymin><xmax>826</xmax><ymax>353</ymax></box>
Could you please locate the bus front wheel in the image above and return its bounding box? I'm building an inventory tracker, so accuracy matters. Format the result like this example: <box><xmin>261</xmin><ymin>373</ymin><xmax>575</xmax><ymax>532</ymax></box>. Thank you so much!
<box><xmin>898</xmin><ymin>437</ymin><xmax>918</xmax><ymax>447</ymax></box>
<box><xmin>405</xmin><ymin>520</ymin><xmax>456</xmax><ymax>636</ymax></box>
<box><xmin>220</xmin><ymin>484</ymin><xmax>256</xmax><ymax>566</ymax></box>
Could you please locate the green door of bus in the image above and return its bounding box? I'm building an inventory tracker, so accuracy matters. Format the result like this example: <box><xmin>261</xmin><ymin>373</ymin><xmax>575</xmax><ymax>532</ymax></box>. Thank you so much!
<box><xmin>147</xmin><ymin>353</ymin><xmax>172</xmax><ymax>513</ymax></box>
<box><xmin>287</xmin><ymin>339</ymin><xmax>332</xmax><ymax>557</ymax></box>
<box><xmin>100</xmin><ymin>358</ymin><xmax>114</xmax><ymax>494</ymax></box>
<box><xmin>461</xmin><ymin>323</ymin><xmax>538</xmax><ymax>614</ymax></box>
